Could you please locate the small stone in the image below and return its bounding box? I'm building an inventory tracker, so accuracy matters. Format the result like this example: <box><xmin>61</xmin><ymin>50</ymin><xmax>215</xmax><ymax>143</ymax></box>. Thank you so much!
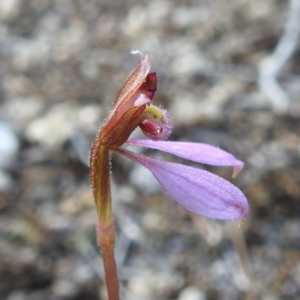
<box><xmin>2</xmin><ymin>97</ymin><xmax>43</xmax><ymax>130</ymax></box>
<box><xmin>71</xmin><ymin>261</ymin><xmax>93</xmax><ymax>284</ymax></box>
<box><xmin>292</xmin><ymin>261</ymin><xmax>300</xmax><ymax>286</ymax></box>
<box><xmin>0</xmin><ymin>120</ymin><xmax>19</xmax><ymax>169</ymax></box>
<box><xmin>115</xmin><ymin>185</ymin><xmax>137</xmax><ymax>204</ymax></box>
<box><xmin>77</xmin><ymin>105</ymin><xmax>103</xmax><ymax>133</ymax></box>
<box><xmin>0</xmin><ymin>170</ymin><xmax>13</xmax><ymax>191</ymax></box>
<box><xmin>11</xmin><ymin>38</ymin><xmax>50</xmax><ymax>71</ymax></box>
<box><xmin>0</xmin><ymin>0</ymin><xmax>20</xmax><ymax>21</ymax></box>
<box><xmin>178</xmin><ymin>287</ymin><xmax>206</xmax><ymax>300</ymax></box>
<box><xmin>25</xmin><ymin>103</ymin><xmax>77</xmax><ymax>150</ymax></box>
<box><xmin>5</xmin><ymin>291</ymin><xmax>26</xmax><ymax>300</ymax></box>
<box><xmin>130</xmin><ymin>162</ymin><xmax>162</xmax><ymax>195</ymax></box>
<box><xmin>128</xmin><ymin>270</ymin><xmax>181</xmax><ymax>299</ymax></box>
<box><xmin>52</xmin><ymin>279</ymin><xmax>77</xmax><ymax>298</ymax></box>
<box><xmin>142</xmin><ymin>211</ymin><xmax>168</xmax><ymax>231</ymax></box>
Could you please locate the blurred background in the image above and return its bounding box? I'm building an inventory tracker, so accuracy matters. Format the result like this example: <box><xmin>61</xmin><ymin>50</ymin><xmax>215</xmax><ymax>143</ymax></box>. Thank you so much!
<box><xmin>0</xmin><ymin>0</ymin><xmax>300</xmax><ymax>299</ymax></box>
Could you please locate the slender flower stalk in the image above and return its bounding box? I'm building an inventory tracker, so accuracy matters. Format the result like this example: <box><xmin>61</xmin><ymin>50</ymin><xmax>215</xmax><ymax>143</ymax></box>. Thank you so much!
<box><xmin>89</xmin><ymin>52</ymin><xmax>249</xmax><ymax>300</ymax></box>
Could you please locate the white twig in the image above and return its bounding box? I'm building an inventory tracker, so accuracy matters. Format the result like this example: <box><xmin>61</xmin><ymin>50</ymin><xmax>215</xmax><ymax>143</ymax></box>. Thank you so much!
<box><xmin>258</xmin><ymin>0</ymin><xmax>300</xmax><ymax>113</ymax></box>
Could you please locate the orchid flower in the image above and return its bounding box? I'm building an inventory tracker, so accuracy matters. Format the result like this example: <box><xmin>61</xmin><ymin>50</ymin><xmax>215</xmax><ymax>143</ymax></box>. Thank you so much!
<box><xmin>89</xmin><ymin>52</ymin><xmax>249</xmax><ymax>300</ymax></box>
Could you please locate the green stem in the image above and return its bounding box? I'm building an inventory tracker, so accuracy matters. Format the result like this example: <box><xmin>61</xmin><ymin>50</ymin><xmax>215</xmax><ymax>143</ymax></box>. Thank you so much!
<box><xmin>90</xmin><ymin>142</ymin><xmax>119</xmax><ymax>299</ymax></box>
<box><xmin>90</xmin><ymin>143</ymin><xmax>112</xmax><ymax>228</ymax></box>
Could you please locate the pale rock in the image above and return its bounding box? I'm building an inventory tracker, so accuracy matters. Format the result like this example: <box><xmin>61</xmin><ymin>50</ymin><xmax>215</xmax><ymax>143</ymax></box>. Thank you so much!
<box><xmin>130</xmin><ymin>162</ymin><xmax>162</xmax><ymax>195</ymax></box>
<box><xmin>25</xmin><ymin>103</ymin><xmax>77</xmax><ymax>150</ymax></box>
<box><xmin>0</xmin><ymin>170</ymin><xmax>13</xmax><ymax>191</ymax></box>
<box><xmin>12</xmin><ymin>37</ymin><xmax>51</xmax><ymax>71</ymax></box>
<box><xmin>2</xmin><ymin>97</ymin><xmax>44</xmax><ymax>130</ymax></box>
<box><xmin>0</xmin><ymin>120</ymin><xmax>19</xmax><ymax>169</ymax></box>
<box><xmin>0</xmin><ymin>0</ymin><xmax>20</xmax><ymax>21</ymax></box>
<box><xmin>128</xmin><ymin>270</ymin><xmax>181</xmax><ymax>299</ymax></box>
<box><xmin>5</xmin><ymin>291</ymin><xmax>26</xmax><ymax>300</ymax></box>
<box><xmin>178</xmin><ymin>286</ymin><xmax>206</xmax><ymax>300</ymax></box>
<box><xmin>52</xmin><ymin>279</ymin><xmax>77</xmax><ymax>298</ymax></box>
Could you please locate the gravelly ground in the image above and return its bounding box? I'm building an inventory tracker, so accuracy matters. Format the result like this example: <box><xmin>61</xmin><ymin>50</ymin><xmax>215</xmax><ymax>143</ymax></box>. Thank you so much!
<box><xmin>0</xmin><ymin>0</ymin><xmax>300</xmax><ymax>300</ymax></box>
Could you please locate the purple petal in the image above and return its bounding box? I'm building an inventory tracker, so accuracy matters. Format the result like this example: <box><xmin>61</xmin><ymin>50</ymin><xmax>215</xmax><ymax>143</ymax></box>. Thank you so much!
<box><xmin>117</xmin><ymin>149</ymin><xmax>249</xmax><ymax>220</ymax></box>
<box><xmin>125</xmin><ymin>139</ymin><xmax>244</xmax><ymax>176</ymax></box>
